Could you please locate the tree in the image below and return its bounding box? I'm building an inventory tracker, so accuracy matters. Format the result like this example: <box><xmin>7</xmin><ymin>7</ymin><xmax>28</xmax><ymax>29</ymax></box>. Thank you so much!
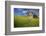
<box><xmin>33</xmin><ymin>15</ymin><xmax>38</xmax><ymax>18</ymax></box>
<box><xmin>26</xmin><ymin>10</ymin><xmax>33</xmax><ymax>16</ymax></box>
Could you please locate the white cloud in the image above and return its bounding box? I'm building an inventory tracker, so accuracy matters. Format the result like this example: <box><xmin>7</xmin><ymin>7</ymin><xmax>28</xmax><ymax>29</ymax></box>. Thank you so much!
<box><xmin>22</xmin><ymin>11</ymin><xmax>27</xmax><ymax>13</ymax></box>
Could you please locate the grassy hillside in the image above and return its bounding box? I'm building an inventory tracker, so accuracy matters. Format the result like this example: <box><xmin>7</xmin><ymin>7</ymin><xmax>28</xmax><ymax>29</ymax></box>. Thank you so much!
<box><xmin>14</xmin><ymin>16</ymin><xmax>39</xmax><ymax>27</ymax></box>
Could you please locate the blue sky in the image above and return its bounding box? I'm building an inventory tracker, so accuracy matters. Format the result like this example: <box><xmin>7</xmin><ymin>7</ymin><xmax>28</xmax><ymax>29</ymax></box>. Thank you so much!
<box><xmin>14</xmin><ymin>8</ymin><xmax>39</xmax><ymax>16</ymax></box>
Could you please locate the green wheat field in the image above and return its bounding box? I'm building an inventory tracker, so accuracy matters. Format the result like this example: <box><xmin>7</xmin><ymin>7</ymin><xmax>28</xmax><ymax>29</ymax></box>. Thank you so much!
<box><xmin>14</xmin><ymin>16</ymin><xmax>39</xmax><ymax>27</ymax></box>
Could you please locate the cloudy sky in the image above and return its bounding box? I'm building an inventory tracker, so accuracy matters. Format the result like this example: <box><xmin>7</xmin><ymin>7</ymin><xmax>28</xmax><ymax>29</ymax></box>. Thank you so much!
<box><xmin>14</xmin><ymin>8</ymin><xmax>39</xmax><ymax>16</ymax></box>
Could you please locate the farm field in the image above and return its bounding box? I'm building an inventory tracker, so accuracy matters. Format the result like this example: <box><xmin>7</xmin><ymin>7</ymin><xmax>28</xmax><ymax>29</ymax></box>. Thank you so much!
<box><xmin>14</xmin><ymin>16</ymin><xmax>39</xmax><ymax>27</ymax></box>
